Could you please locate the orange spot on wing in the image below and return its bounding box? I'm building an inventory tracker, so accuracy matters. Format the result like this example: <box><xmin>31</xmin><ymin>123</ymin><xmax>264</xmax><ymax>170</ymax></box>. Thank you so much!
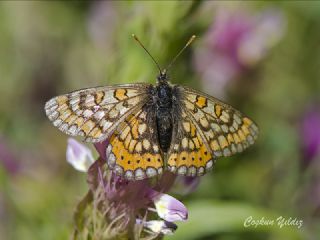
<box><xmin>57</xmin><ymin>96</ymin><xmax>68</xmax><ymax>105</ymax></box>
<box><xmin>192</xmin><ymin>137</ymin><xmax>200</xmax><ymax>148</ymax></box>
<box><xmin>238</xmin><ymin>129</ymin><xmax>246</xmax><ymax>141</ymax></box>
<box><xmin>215</xmin><ymin>105</ymin><xmax>222</xmax><ymax>117</ymax></box>
<box><xmin>210</xmin><ymin>140</ymin><xmax>220</xmax><ymax>151</ymax></box>
<box><xmin>168</xmin><ymin>153</ymin><xmax>178</xmax><ymax>166</ymax></box>
<box><xmin>131</xmin><ymin>119</ymin><xmax>140</xmax><ymax>139</ymax></box>
<box><xmin>195</xmin><ymin>96</ymin><xmax>207</xmax><ymax>109</ymax></box>
<box><xmin>81</xmin><ymin>120</ymin><xmax>95</xmax><ymax>134</ymax></box>
<box><xmin>95</xmin><ymin>91</ymin><xmax>104</xmax><ymax>104</ymax></box>
<box><xmin>89</xmin><ymin>127</ymin><xmax>102</xmax><ymax>138</ymax></box>
<box><xmin>190</xmin><ymin>124</ymin><xmax>197</xmax><ymax>137</ymax></box>
<box><xmin>227</xmin><ymin>134</ymin><xmax>234</xmax><ymax>144</ymax></box>
<box><xmin>59</xmin><ymin>109</ymin><xmax>72</xmax><ymax>121</ymax></box>
<box><xmin>218</xmin><ymin>135</ymin><xmax>228</xmax><ymax>149</ymax></box>
<box><xmin>243</xmin><ymin>117</ymin><xmax>253</xmax><ymax>126</ymax></box>
<box><xmin>65</xmin><ymin>114</ymin><xmax>77</xmax><ymax>124</ymax></box>
<box><xmin>241</xmin><ymin>125</ymin><xmax>250</xmax><ymax>136</ymax></box>
<box><xmin>128</xmin><ymin>139</ymin><xmax>137</xmax><ymax>152</ymax></box>
<box><xmin>233</xmin><ymin>133</ymin><xmax>240</xmax><ymax>144</ymax></box>
<box><xmin>115</xmin><ymin>89</ymin><xmax>127</xmax><ymax>100</ymax></box>
<box><xmin>74</xmin><ymin>117</ymin><xmax>85</xmax><ymax>127</ymax></box>
<box><xmin>124</xmin><ymin>133</ymin><xmax>132</xmax><ymax>148</ymax></box>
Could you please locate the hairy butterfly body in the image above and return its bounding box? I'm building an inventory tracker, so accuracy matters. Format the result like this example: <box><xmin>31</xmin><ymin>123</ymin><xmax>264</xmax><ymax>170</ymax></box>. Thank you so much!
<box><xmin>45</xmin><ymin>35</ymin><xmax>259</xmax><ymax>180</ymax></box>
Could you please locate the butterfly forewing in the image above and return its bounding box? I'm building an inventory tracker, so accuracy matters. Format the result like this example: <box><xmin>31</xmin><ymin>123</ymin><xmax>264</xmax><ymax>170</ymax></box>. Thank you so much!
<box><xmin>106</xmin><ymin>104</ymin><xmax>164</xmax><ymax>180</ymax></box>
<box><xmin>44</xmin><ymin>84</ymin><xmax>152</xmax><ymax>143</ymax></box>
<box><xmin>182</xmin><ymin>86</ymin><xmax>258</xmax><ymax>154</ymax></box>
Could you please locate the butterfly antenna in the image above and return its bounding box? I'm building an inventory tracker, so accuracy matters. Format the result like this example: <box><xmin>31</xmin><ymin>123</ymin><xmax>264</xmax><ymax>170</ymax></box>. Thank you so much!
<box><xmin>132</xmin><ymin>34</ymin><xmax>162</xmax><ymax>74</ymax></box>
<box><xmin>165</xmin><ymin>35</ymin><xmax>196</xmax><ymax>72</ymax></box>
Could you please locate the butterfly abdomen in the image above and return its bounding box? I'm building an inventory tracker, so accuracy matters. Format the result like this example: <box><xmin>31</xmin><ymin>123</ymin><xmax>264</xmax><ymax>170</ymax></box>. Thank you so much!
<box><xmin>155</xmin><ymin>83</ymin><xmax>173</xmax><ymax>152</ymax></box>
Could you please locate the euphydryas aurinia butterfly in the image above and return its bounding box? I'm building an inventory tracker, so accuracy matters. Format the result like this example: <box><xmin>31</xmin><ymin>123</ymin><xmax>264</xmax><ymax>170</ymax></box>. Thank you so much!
<box><xmin>45</xmin><ymin>35</ymin><xmax>259</xmax><ymax>181</ymax></box>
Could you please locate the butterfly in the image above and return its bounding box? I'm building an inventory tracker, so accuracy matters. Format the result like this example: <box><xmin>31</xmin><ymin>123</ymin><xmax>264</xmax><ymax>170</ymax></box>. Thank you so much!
<box><xmin>44</xmin><ymin>35</ymin><xmax>259</xmax><ymax>181</ymax></box>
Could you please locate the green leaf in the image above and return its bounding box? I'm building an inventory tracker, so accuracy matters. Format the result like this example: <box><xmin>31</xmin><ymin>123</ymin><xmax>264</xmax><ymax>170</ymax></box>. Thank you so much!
<box><xmin>168</xmin><ymin>200</ymin><xmax>303</xmax><ymax>240</ymax></box>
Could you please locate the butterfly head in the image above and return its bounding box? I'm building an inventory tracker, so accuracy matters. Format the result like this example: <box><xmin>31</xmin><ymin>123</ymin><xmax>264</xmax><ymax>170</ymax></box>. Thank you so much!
<box><xmin>157</xmin><ymin>70</ymin><xmax>168</xmax><ymax>83</ymax></box>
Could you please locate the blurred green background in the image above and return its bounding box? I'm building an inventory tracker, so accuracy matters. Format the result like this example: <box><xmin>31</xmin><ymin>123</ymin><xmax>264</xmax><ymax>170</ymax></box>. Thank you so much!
<box><xmin>1</xmin><ymin>1</ymin><xmax>320</xmax><ymax>240</ymax></box>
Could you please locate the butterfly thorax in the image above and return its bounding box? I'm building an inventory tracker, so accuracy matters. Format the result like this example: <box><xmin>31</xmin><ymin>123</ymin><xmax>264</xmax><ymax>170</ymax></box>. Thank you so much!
<box><xmin>155</xmin><ymin>77</ymin><xmax>173</xmax><ymax>153</ymax></box>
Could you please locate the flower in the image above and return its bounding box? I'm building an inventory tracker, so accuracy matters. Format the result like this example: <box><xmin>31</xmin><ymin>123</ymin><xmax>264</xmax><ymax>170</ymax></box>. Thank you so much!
<box><xmin>68</xmin><ymin>138</ymin><xmax>189</xmax><ymax>239</ymax></box>
<box><xmin>0</xmin><ymin>135</ymin><xmax>19</xmax><ymax>175</ymax></box>
<box><xmin>152</xmin><ymin>192</ymin><xmax>188</xmax><ymax>222</ymax></box>
<box><xmin>137</xmin><ymin>219</ymin><xmax>177</xmax><ymax>235</ymax></box>
<box><xmin>300</xmin><ymin>104</ymin><xmax>320</xmax><ymax>167</ymax></box>
<box><xmin>193</xmin><ymin>7</ymin><xmax>285</xmax><ymax>98</ymax></box>
<box><xmin>87</xmin><ymin>1</ymin><xmax>117</xmax><ymax>50</ymax></box>
<box><xmin>66</xmin><ymin>138</ymin><xmax>94</xmax><ymax>172</ymax></box>
<box><xmin>297</xmin><ymin>103</ymin><xmax>320</xmax><ymax>216</ymax></box>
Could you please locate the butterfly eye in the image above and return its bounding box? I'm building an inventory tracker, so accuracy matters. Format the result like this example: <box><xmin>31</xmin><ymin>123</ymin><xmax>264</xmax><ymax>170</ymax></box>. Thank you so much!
<box><xmin>157</xmin><ymin>73</ymin><xmax>167</xmax><ymax>82</ymax></box>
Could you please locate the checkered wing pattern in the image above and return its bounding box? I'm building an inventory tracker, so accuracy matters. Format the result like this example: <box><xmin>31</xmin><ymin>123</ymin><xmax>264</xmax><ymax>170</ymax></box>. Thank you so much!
<box><xmin>106</xmin><ymin>105</ymin><xmax>164</xmax><ymax>180</ymax></box>
<box><xmin>44</xmin><ymin>84</ymin><xmax>151</xmax><ymax>142</ymax></box>
<box><xmin>167</xmin><ymin>86</ymin><xmax>259</xmax><ymax>176</ymax></box>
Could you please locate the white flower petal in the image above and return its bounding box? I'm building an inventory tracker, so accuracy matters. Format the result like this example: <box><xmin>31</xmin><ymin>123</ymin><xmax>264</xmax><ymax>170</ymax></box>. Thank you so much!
<box><xmin>153</xmin><ymin>193</ymin><xmax>188</xmax><ymax>222</ymax></box>
<box><xmin>66</xmin><ymin>138</ymin><xmax>94</xmax><ymax>172</ymax></box>
<box><xmin>137</xmin><ymin>219</ymin><xmax>177</xmax><ymax>235</ymax></box>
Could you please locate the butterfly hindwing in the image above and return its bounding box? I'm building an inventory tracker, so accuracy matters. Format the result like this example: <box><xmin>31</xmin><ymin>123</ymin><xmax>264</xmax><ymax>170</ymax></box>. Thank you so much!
<box><xmin>167</xmin><ymin>106</ymin><xmax>214</xmax><ymax>177</ymax></box>
<box><xmin>167</xmin><ymin>85</ymin><xmax>259</xmax><ymax>177</ymax></box>
<box><xmin>44</xmin><ymin>84</ymin><xmax>151</xmax><ymax>143</ymax></box>
<box><xmin>106</xmin><ymin>105</ymin><xmax>164</xmax><ymax>180</ymax></box>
